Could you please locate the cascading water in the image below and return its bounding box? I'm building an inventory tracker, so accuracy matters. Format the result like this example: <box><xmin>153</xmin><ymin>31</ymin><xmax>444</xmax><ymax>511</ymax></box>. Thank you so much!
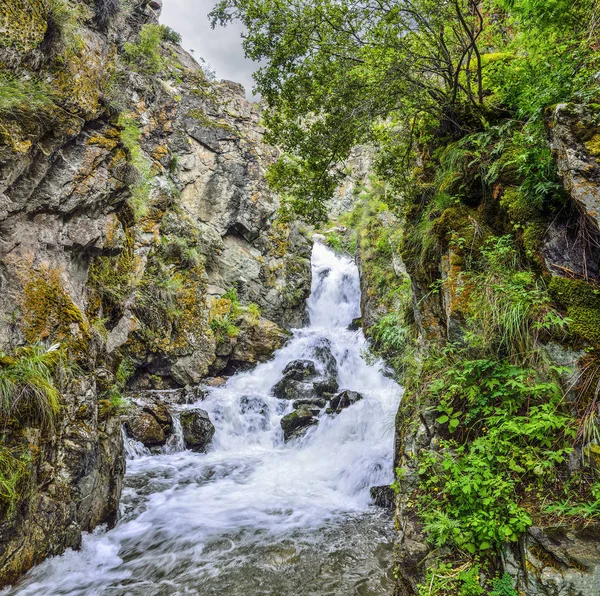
<box><xmin>5</xmin><ymin>242</ymin><xmax>403</xmax><ymax>596</ymax></box>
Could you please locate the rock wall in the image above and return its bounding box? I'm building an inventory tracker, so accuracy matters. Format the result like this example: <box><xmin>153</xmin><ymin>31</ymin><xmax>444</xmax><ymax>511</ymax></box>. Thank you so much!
<box><xmin>0</xmin><ymin>0</ymin><xmax>310</xmax><ymax>585</ymax></box>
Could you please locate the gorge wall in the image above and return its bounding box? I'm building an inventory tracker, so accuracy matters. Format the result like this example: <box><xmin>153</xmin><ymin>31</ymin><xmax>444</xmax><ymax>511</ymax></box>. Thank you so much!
<box><xmin>336</xmin><ymin>103</ymin><xmax>600</xmax><ymax>596</ymax></box>
<box><xmin>0</xmin><ymin>0</ymin><xmax>310</xmax><ymax>585</ymax></box>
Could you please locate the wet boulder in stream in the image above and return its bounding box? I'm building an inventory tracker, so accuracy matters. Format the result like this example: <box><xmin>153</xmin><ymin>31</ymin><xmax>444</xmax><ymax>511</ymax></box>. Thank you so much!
<box><xmin>281</xmin><ymin>359</ymin><xmax>317</xmax><ymax>380</ymax></box>
<box><xmin>280</xmin><ymin>406</ymin><xmax>318</xmax><ymax>441</ymax></box>
<box><xmin>125</xmin><ymin>399</ymin><xmax>174</xmax><ymax>448</ymax></box>
<box><xmin>272</xmin><ymin>378</ymin><xmax>316</xmax><ymax>401</ymax></box>
<box><xmin>330</xmin><ymin>390</ymin><xmax>364</xmax><ymax>414</ymax></box>
<box><xmin>180</xmin><ymin>408</ymin><xmax>216</xmax><ymax>452</ymax></box>
<box><xmin>126</xmin><ymin>411</ymin><xmax>167</xmax><ymax>447</ymax></box>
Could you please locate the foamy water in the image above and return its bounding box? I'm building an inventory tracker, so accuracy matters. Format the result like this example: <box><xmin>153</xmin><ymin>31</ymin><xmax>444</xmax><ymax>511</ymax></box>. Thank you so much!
<box><xmin>6</xmin><ymin>242</ymin><xmax>402</xmax><ymax>596</ymax></box>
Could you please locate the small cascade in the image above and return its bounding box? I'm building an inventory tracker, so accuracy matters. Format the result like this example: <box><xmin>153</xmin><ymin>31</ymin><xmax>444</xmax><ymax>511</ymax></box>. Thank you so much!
<box><xmin>7</xmin><ymin>241</ymin><xmax>402</xmax><ymax>596</ymax></box>
<box><xmin>163</xmin><ymin>412</ymin><xmax>185</xmax><ymax>453</ymax></box>
<box><xmin>121</xmin><ymin>426</ymin><xmax>150</xmax><ymax>460</ymax></box>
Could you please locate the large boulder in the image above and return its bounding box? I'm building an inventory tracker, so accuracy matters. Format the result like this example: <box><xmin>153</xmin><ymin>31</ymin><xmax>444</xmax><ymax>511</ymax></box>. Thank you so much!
<box><xmin>126</xmin><ymin>412</ymin><xmax>166</xmax><ymax>447</ymax></box>
<box><xmin>313</xmin><ymin>376</ymin><xmax>339</xmax><ymax>397</ymax></box>
<box><xmin>180</xmin><ymin>408</ymin><xmax>216</xmax><ymax>452</ymax></box>
<box><xmin>503</xmin><ymin>525</ymin><xmax>600</xmax><ymax>595</ymax></box>
<box><xmin>292</xmin><ymin>397</ymin><xmax>327</xmax><ymax>410</ymax></box>
<box><xmin>330</xmin><ymin>390</ymin><xmax>364</xmax><ymax>413</ymax></box>
<box><xmin>281</xmin><ymin>359</ymin><xmax>317</xmax><ymax>381</ymax></box>
<box><xmin>272</xmin><ymin>378</ymin><xmax>315</xmax><ymax>401</ymax></box>
<box><xmin>280</xmin><ymin>406</ymin><xmax>318</xmax><ymax>441</ymax></box>
<box><xmin>370</xmin><ymin>485</ymin><xmax>395</xmax><ymax>510</ymax></box>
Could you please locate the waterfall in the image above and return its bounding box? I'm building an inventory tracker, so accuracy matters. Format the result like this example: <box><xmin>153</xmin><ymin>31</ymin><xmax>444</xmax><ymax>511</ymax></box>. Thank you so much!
<box><xmin>122</xmin><ymin>426</ymin><xmax>150</xmax><ymax>460</ymax></box>
<box><xmin>6</xmin><ymin>242</ymin><xmax>402</xmax><ymax>596</ymax></box>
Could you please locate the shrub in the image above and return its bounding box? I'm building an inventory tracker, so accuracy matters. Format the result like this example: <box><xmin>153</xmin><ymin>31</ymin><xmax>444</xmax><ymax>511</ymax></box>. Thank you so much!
<box><xmin>419</xmin><ymin>356</ymin><xmax>574</xmax><ymax>553</ymax></box>
<box><xmin>0</xmin><ymin>343</ymin><xmax>63</xmax><ymax>427</ymax></box>
<box><xmin>123</xmin><ymin>24</ymin><xmax>166</xmax><ymax>75</ymax></box>
<box><xmin>118</xmin><ymin>114</ymin><xmax>152</xmax><ymax>220</ymax></box>
<box><xmin>0</xmin><ymin>447</ymin><xmax>29</xmax><ymax>514</ymax></box>
<box><xmin>0</xmin><ymin>74</ymin><xmax>55</xmax><ymax>120</ymax></box>
<box><xmin>159</xmin><ymin>25</ymin><xmax>182</xmax><ymax>44</ymax></box>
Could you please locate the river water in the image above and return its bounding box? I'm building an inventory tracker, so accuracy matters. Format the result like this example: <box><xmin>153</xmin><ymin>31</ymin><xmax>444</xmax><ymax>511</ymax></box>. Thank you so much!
<box><xmin>7</xmin><ymin>242</ymin><xmax>402</xmax><ymax>596</ymax></box>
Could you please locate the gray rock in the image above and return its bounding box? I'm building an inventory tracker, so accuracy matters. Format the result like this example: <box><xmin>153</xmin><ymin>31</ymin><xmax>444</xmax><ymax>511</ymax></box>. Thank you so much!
<box><xmin>280</xmin><ymin>406</ymin><xmax>318</xmax><ymax>441</ymax></box>
<box><xmin>180</xmin><ymin>408</ymin><xmax>215</xmax><ymax>452</ymax></box>
<box><xmin>309</xmin><ymin>339</ymin><xmax>338</xmax><ymax>377</ymax></box>
<box><xmin>503</xmin><ymin>525</ymin><xmax>600</xmax><ymax>596</ymax></box>
<box><xmin>348</xmin><ymin>317</ymin><xmax>362</xmax><ymax>331</ymax></box>
<box><xmin>272</xmin><ymin>378</ymin><xmax>315</xmax><ymax>401</ymax></box>
<box><xmin>370</xmin><ymin>485</ymin><xmax>395</xmax><ymax>510</ymax></box>
<box><xmin>282</xmin><ymin>359</ymin><xmax>317</xmax><ymax>380</ymax></box>
<box><xmin>313</xmin><ymin>376</ymin><xmax>339</xmax><ymax>397</ymax></box>
<box><xmin>330</xmin><ymin>390</ymin><xmax>364</xmax><ymax>413</ymax></box>
<box><xmin>126</xmin><ymin>412</ymin><xmax>166</xmax><ymax>447</ymax></box>
<box><xmin>292</xmin><ymin>397</ymin><xmax>327</xmax><ymax>410</ymax></box>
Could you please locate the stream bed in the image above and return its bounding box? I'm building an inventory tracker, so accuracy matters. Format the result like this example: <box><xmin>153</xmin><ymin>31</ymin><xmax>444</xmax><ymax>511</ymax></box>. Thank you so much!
<box><xmin>6</xmin><ymin>242</ymin><xmax>402</xmax><ymax>596</ymax></box>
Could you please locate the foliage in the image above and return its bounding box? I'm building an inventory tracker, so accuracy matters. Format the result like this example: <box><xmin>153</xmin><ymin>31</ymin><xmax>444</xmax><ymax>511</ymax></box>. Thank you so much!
<box><xmin>0</xmin><ymin>74</ymin><xmax>55</xmax><ymax>120</ymax></box>
<box><xmin>209</xmin><ymin>289</ymin><xmax>240</xmax><ymax>340</ymax></box>
<box><xmin>418</xmin><ymin>354</ymin><xmax>574</xmax><ymax>553</ymax></box>
<box><xmin>211</xmin><ymin>0</ymin><xmax>598</xmax><ymax>221</ymax></box>
<box><xmin>0</xmin><ymin>446</ymin><xmax>30</xmax><ymax>514</ymax></box>
<box><xmin>463</xmin><ymin>236</ymin><xmax>565</xmax><ymax>361</ymax></box>
<box><xmin>0</xmin><ymin>343</ymin><xmax>63</xmax><ymax>428</ymax></box>
<box><xmin>123</xmin><ymin>24</ymin><xmax>181</xmax><ymax>75</ymax></box>
<box><xmin>123</xmin><ymin>24</ymin><xmax>165</xmax><ymax>74</ymax></box>
<box><xmin>41</xmin><ymin>0</ymin><xmax>85</xmax><ymax>58</ymax></box>
<box><xmin>418</xmin><ymin>561</ymin><xmax>484</xmax><ymax>596</ymax></box>
<box><xmin>118</xmin><ymin>113</ymin><xmax>152</xmax><ymax>220</ymax></box>
<box><xmin>159</xmin><ymin>25</ymin><xmax>182</xmax><ymax>44</ymax></box>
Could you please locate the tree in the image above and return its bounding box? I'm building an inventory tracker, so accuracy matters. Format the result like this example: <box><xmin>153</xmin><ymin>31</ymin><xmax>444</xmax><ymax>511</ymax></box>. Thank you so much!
<box><xmin>210</xmin><ymin>0</ymin><xmax>595</xmax><ymax>222</ymax></box>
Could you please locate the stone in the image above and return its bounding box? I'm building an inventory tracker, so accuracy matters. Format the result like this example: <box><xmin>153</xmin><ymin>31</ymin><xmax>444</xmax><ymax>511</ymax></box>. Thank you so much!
<box><xmin>313</xmin><ymin>376</ymin><xmax>339</xmax><ymax>397</ymax></box>
<box><xmin>292</xmin><ymin>397</ymin><xmax>327</xmax><ymax>410</ymax></box>
<box><xmin>280</xmin><ymin>406</ymin><xmax>318</xmax><ymax>441</ymax></box>
<box><xmin>281</xmin><ymin>359</ymin><xmax>317</xmax><ymax>380</ymax></box>
<box><xmin>548</xmin><ymin>103</ymin><xmax>600</xmax><ymax>232</ymax></box>
<box><xmin>126</xmin><ymin>411</ymin><xmax>166</xmax><ymax>447</ymax></box>
<box><xmin>272</xmin><ymin>378</ymin><xmax>315</xmax><ymax>401</ymax></box>
<box><xmin>348</xmin><ymin>317</ymin><xmax>362</xmax><ymax>331</ymax></box>
<box><xmin>180</xmin><ymin>408</ymin><xmax>216</xmax><ymax>452</ymax></box>
<box><xmin>309</xmin><ymin>339</ymin><xmax>338</xmax><ymax>377</ymax></box>
<box><xmin>503</xmin><ymin>525</ymin><xmax>600</xmax><ymax>595</ymax></box>
<box><xmin>330</xmin><ymin>390</ymin><xmax>364</xmax><ymax>413</ymax></box>
<box><xmin>370</xmin><ymin>485</ymin><xmax>395</xmax><ymax>510</ymax></box>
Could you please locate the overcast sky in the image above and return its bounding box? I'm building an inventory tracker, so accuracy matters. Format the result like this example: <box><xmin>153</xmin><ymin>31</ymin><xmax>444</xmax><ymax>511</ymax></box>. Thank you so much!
<box><xmin>161</xmin><ymin>0</ymin><xmax>259</xmax><ymax>99</ymax></box>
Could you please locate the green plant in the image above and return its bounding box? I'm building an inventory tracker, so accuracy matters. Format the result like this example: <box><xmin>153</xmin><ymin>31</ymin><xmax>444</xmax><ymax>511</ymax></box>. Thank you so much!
<box><xmin>418</xmin><ymin>561</ymin><xmax>484</xmax><ymax>596</ymax></box>
<box><xmin>0</xmin><ymin>343</ymin><xmax>63</xmax><ymax>427</ymax></box>
<box><xmin>123</xmin><ymin>23</ymin><xmax>176</xmax><ymax>74</ymax></box>
<box><xmin>159</xmin><ymin>25</ymin><xmax>182</xmax><ymax>44</ymax></box>
<box><xmin>0</xmin><ymin>447</ymin><xmax>29</xmax><ymax>513</ymax></box>
<box><xmin>489</xmin><ymin>573</ymin><xmax>518</xmax><ymax>596</ymax></box>
<box><xmin>245</xmin><ymin>302</ymin><xmax>261</xmax><ymax>326</ymax></box>
<box><xmin>0</xmin><ymin>74</ymin><xmax>55</xmax><ymax>119</ymax></box>
<box><xmin>118</xmin><ymin>114</ymin><xmax>153</xmax><ymax>220</ymax></box>
<box><xmin>419</xmin><ymin>355</ymin><xmax>574</xmax><ymax>554</ymax></box>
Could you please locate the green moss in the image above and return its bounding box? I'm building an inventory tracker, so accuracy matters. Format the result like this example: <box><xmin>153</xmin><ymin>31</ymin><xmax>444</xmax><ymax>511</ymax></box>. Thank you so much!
<box><xmin>584</xmin><ymin>133</ymin><xmax>600</xmax><ymax>157</ymax></box>
<box><xmin>21</xmin><ymin>267</ymin><xmax>89</xmax><ymax>350</ymax></box>
<box><xmin>569</xmin><ymin>307</ymin><xmax>600</xmax><ymax>345</ymax></box>
<box><xmin>549</xmin><ymin>277</ymin><xmax>600</xmax><ymax>346</ymax></box>
<box><xmin>500</xmin><ymin>187</ymin><xmax>538</xmax><ymax>222</ymax></box>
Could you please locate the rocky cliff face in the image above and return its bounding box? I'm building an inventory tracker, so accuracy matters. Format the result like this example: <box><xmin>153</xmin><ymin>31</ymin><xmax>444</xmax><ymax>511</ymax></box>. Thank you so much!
<box><xmin>0</xmin><ymin>0</ymin><xmax>310</xmax><ymax>585</ymax></box>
